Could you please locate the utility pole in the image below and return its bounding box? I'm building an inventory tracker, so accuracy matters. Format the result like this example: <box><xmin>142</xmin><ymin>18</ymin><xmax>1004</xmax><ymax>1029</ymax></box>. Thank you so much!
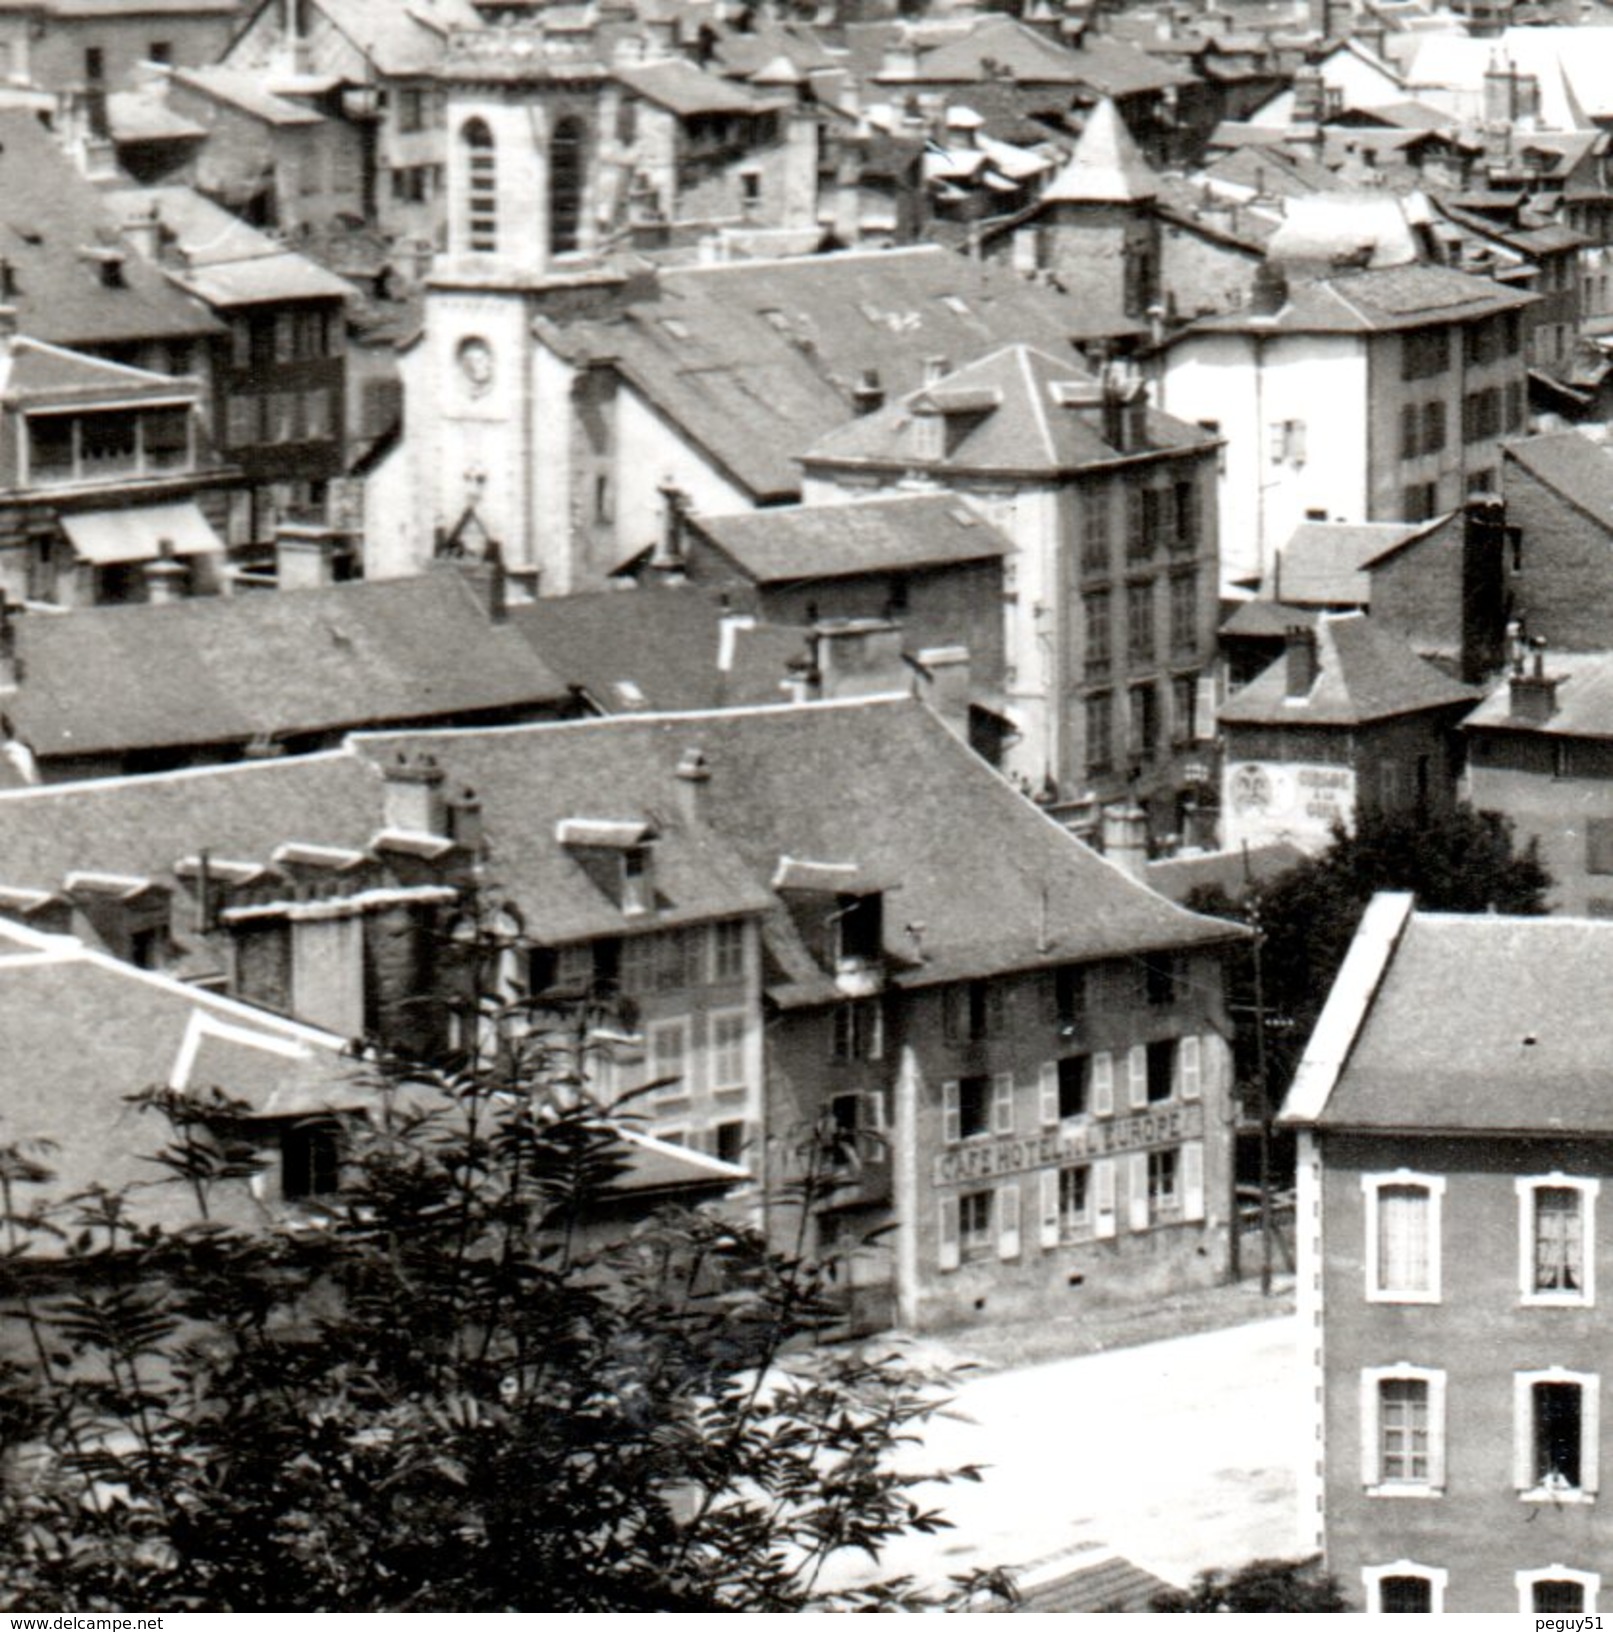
<box><xmin>1249</xmin><ymin>899</ymin><xmax>1274</xmax><ymax>1297</ymax></box>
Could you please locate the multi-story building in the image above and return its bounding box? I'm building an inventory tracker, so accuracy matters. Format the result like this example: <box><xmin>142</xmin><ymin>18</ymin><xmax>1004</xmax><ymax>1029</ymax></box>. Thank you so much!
<box><xmin>1219</xmin><ymin>613</ymin><xmax>1477</xmax><ymax>855</ymax></box>
<box><xmin>0</xmin><ymin>0</ymin><xmax>239</xmax><ymax>100</ymax></box>
<box><xmin>1155</xmin><ymin>259</ymin><xmax>1534</xmax><ymax>593</ymax></box>
<box><xmin>107</xmin><ymin>185</ymin><xmax>353</xmax><ymax>545</ymax></box>
<box><xmin>800</xmin><ymin>345</ymin><xmax>1223</xmax><ymax>841</ymax></box>
<box><xmin>0</xmin><ymin>320</ymin><xmax>238</xmax><ymax>606</ymax></box>
<box><xmin>0</xmin><ymin>697</ymin><xmax>1242</xmax><ymax>1334</ymax></box>
<box><xmin>1282</xmin><ymin>891</ymin><xmax>1613</xmax><ymax>1612</ymax></box>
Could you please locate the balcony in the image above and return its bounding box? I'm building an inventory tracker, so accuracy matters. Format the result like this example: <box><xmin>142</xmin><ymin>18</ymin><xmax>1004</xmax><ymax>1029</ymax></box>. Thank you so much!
<box><xmin>26</xmin><ymin>406</ymin><xmax>195</xmax><ymax>491</ymax></box>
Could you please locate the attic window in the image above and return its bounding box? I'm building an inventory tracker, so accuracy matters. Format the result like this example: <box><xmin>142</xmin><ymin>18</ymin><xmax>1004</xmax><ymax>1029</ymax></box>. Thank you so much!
<box><xmin>837</xmin><ymin>892</ymin><xmax>883</xmax><ymax>965</ymax></box>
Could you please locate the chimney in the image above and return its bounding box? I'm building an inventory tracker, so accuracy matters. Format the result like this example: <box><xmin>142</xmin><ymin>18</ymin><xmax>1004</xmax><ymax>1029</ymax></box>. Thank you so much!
<box><xmin>811</xmin><ymin>619</ymin><xmax>908</xmax><ymax>701</ymax></box>
<box><xmin>784</xmin><ymin>653</ymin><xmax>821</xmax><ymax>703</ymax></box>
<box><xmin>446</xmin><ymin>784</ymin><xmax>484</xmax><ymax>853</ymax></box>
<box><xmin>651</xmin><ymin>477</ymin><xmax>688</xmax><ymax>577</ymax></box>
<box><xmin>853</xmin><ymin>367</ymin><xmax>885</xmax><ymax>416</ymax></box>
<box><xmin>142</xmin><ymin>538</ymin><xmax>188</xmax><ymax>604</ymax></box>
<box><xmin>1291</xmin><ymin>63</ymin><xmax>1324</xmax><ymax>123</ymax></box>
<box><xmin>673</xmin><ymin>744</ymin><xmax>710</xmax><ymax>825</ymax></box>
<box><xmin>1100</xmin><ymin>802</ymin><xmax>1149</xmax><ymax>879</ymax></box>
<box><xmin>915</xmin><ymin>643</ymin><xmax>970</xmax><ymax>739</ymax></box>
<box><xmin>119</xmin><ymin>202</ymin><xmax>163</xmax><ymax>264</ymax></box>
<box><xmin>922</xmin><ymin>354</ymin><xmax>950</xmax><ymax>388</ymax></box>
<box><xmin>1508</xmin><ymin>640</ymin><xmax>1558</xmax><ymax>724</ymax></box>
<box><xmin>383</xmin><ymin>750</ymin><xmax>448</xmax><ymax>836</ymax></box>
<box><xmin>1285</xmin><ymin>623</ymin><xmax>1319</xmax><ymax>697</ymax></box>
<box><xmin>434</xmin><ymin>542</ymin><xmax>507</xmax><ymax>623</ymax></box>
<box><xmin>1249</xmin><ymin>260</ymin><xmax>1289</xmax><ymax>318</ymax></box>
<box><xmin>275</xmin><ymin>522</ymin><xmax>340</xmax><ymax>591</ymax></box>
<box><xmin>1460</xmin><ymin>496</ymin><xmax>1508</xmax><ymax>683</ymax></box>
<box><xmin>1100</xmin><ymin>360</ymin><xmax>1146</xmax><ymax>453</ymax></box>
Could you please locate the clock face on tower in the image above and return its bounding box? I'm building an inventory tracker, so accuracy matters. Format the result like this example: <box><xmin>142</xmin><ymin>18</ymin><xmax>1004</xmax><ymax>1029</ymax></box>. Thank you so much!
<box><xmin>457</xmin><ymin>335</ymin><xmax>495</xmax><ymax>397</ymax></box>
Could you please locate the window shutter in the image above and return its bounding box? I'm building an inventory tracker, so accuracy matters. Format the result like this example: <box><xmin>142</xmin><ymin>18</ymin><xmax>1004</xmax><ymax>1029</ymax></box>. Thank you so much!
<box><xmin>1093</xmin><ymin>1051</ymin><xmax>1114</xmax><ymax>1117</ymax></box>
<box><xmin>1094</xmin><ymin>1158</ymin><xmax>1117</xmax><ymax>1239</ymax></box>
<box><xmin>1194</xmin><ymin>675</ymin><xmax>1217</xmax><ymax>742</ymax></box>
<box><xmin>1585</xmin><ymin>1376</ymin><xmax>1602</xmax><ymax>1495</ymax></box>
<box><xmin>942</xmin><ymin>987</ymin><xmax>960</xmax><ymax>1043</ymax></box>
<box><xmin>998</xmin><ymin>1183</ymin><xmax>1021</xmax><ymax>1260</ymax></box>
<box><xmin>1127</xmin><ymin>1044</ymin><xmax>1148</xmax><ymax>1110</ymax></box>
<box><xmin>1362</xmin><ymin>1372</ymin><xmax>1382</xmax><ymax>1486</ymax></box>
<box><xmin>992</xmin><ymin>1072</ymin><xmax>1015</xmax><ymax>1135</ymax></box>
<box><xmin>1040</xmin><ymin>1168</ymin><xmax>1061</xmax><ymax>1249</ymax></box>
<box><xmin>863</xmin><ymin>1091</ymin><xmax>887</xmax><ymax>1163</ymax></box>
<box><xmin>1429</xmin><ymin>1371</ymin><xmax>1448</xmax><ymax>1492</ymax></box>
<box><xmin>986</xmin><ymin>981</ymin><xmax>1007</xmax><ymax>1037</ymax></box>
<box><xmin>1039</xmin><ymin>1062</ymin><xmax>1060</xmax><ymax>1127</ymax></box>
<box><xmin>1180</xmin><ymin>1035</ymin><xmax>1202</xmax><ymax>1102</ymax></box>
<box><xmin>1182</xmin><ymin>1140</ymin><xmax>1205</xmax><ymax>1221</ymax></box>
<box><xmin>862</xmin><ymin>1090</ymin><xmax>886</xmax><ymax>1132</ymax></box>
<box><xmin>1513</xmin><ymin>1375</ymin><xmax>1533</xmax><ymax>1490</ymax></box>
<box><xmin>1128</xmin><ymin>1151</ymin><xmax>1151</xmax><ymax>1232</ymax></box>
<box><xmin>939</xmin><ymin>1196</ymin><xmax>961</xmax><ymax>1271</ymax></box>
<box><xmin>942</xmin><ymin>1080</ymin><xmax>960</xmax><ymax>1146</ymax></box>
<box><xmin>1200</xmin><ymin>1031</ymin><xmax>1223</xmax><ymax>1097</ymax></box>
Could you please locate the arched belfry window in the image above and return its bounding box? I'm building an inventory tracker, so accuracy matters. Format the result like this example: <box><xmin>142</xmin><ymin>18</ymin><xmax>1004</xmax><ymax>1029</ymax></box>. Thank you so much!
<box><xmin>463</xmin><ymin>118</ymin><xmax>497</xmax><ymax>253</ymax></box>
<box><xmin>550</xmin><ymin>117</ymin><xmax>584</xmax><ymax>256</ymax></box>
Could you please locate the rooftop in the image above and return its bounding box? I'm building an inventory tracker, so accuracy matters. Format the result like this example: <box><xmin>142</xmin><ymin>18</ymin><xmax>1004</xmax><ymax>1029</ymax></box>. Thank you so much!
<box><xmin>1282</xmin><ymin>895</ymin><xmax>1613</xmax><ymax>1135</ymax></box>
<box><xmin>1269</xmin><ymin>519</ymin><xmax>1438</xmax><ymax>606</ymax></box>
<box><xmin>1219</xmin><ymin>611</ymin><xmax>1477</xmax><ymax>727</ymax></box>
<box><xmin>1041</xmin><ymin>96</ymin><xmax>1157</xmax><ymax>206</ymax></box>
<box><xmin>170</xmin><ymin>65</ymin><xmax>326</xmax><ymax>126</ymax></box>
<box><xmin>1502</xmin><ymin>430</ymin><xmax>1613</xmax><ymax>531</ymax></box>
<box><xmin>552</xmin><ymin>246</ymin><xmax>1117</xmax><ymax>502</ymax></box>
<box><xmin>0</xmin><ymin>109</ymin><xmax>220</xmax><ymax>347</ymax></box>
<box><xmin>4</xmin><ymin>571</ymin><xmax>570</xmax><ymax>760</ymax></box>
<box><xmin>616</xmin><ymin>57</ymin><xmax>788</xmax><ymax>116</ymax></box>
<box><xmin>1463</xmin><ymin>649</ymin><xmax>1613</xmax><ymax>739</ymax></box>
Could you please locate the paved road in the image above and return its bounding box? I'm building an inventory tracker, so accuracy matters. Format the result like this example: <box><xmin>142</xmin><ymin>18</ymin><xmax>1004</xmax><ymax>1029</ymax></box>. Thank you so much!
<box><xmin>824</xmin><ymin>1314</ymin><xmax>1301</xmax><ymax>1596</ymax></box>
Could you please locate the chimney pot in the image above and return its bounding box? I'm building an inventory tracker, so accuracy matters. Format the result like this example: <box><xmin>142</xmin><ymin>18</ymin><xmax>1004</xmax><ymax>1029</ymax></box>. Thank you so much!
<box><xmin>853</xmin><ymin>367</ymin><xmax>885</xmax><ymax>415</ymax></box>
<box><xmin>447</xmin><ymin>784</ymin><xmax>485</xmax><ymax>852</ymax></box>
<box><xmin>1099</xmin><ymin>801</ymin><xmax>1149</xmax><ymax>879</ymax></box>
<box><xmin>383</xmin><ymin>749</ymin><xmax>449</xmax><ymax>835</ymax></box>
<box><xmin>922</xmin><ymin>354</ymin><xmax>950</xmax><ymax>387</ymax></box>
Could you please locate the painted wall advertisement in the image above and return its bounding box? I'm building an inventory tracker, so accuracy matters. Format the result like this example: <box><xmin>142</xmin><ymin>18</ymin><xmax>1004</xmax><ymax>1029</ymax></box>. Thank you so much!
<box><xmin>935</xmin><ymin>1103</ymin><xmax>1206</xmax><ymax>1187</ymax></box>
<box><xmin>1221</xmin><ymin>759</ymin><xmax>1354</xmax><ymax>853</ymax></box>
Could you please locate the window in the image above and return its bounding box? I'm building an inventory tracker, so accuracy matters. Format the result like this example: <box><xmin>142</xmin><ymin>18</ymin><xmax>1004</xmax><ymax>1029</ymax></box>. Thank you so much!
<box><xmin>1129</xmin><ymin>682</ymin><xmax>1159</xmax><ymax>760</ymax></box>
<box><xmin>1361</xmin><ymin>1365</ymin><xmax>1447</xmax><ymax>1494</ymax></box>
<box><xmin>1363</xmin><ymin>1172</ymin><xmax>1444</xmax><ymax>1302</ymax></box>
<box><xmin>644</xmin><ymin>1017</ymin><xmax>690</xmax><ymax>1100</ymax></box>
<box><xmin>1126</xmin><ymin>581</ymin><xmax>1155</xmax><ymax>663</ymax></box>
<box><xmin>1142</xmin><ymin>955</ymin><xmax>1178</xmax><ymax>1007</ymax></box>
<box><xmin>1506</xmin><ymin>380</ymin><xmax>1526</xmax><ymax>433</ymax></box>
<box><xmin>1082</xmin><ymin>484</ymin><xmax>1112</xmax><ymax>574</ymax></box>
<box><xmin>1057</xmin><ymin>1054</ymin><xmax>1087</xmax><ymax>1119</ymax></box>
<box><xmin>1058</xmin><ymin>1165</ymin><xmax>1090</xmax><ymax>1239</ymax></box>
<box><xmin>959</xmin><ymin>1189</ymin><xmax>993</xmax><ymax>1259</ymax></box>
<box><xmin>1169</xmin><ymin>571</ymin><xmax>1197</xmax><ymax>655</ymax></box>
<box><xmin>832</xmin><ymin>1000</ymin><xmax>883</xmax><ymax>1061</ymax></box>
<box><xmin>1463</xmin><ymin>386</ymin><xmax>1501</xmax><ymax>443</ymax></box>
<box><xmin>1147</xmin><ymin>1147</ymin><xmax>1179</xmax><ymax>1217</ymax></box>
<box><xmin>1126</xmin><ymin>489</ymin><xmax>1150</xmax><ymax>561</ymax></box>
<box><xmin>708</xmin><ymin>1009</ymin><xmax>748</xmax><ymax>1092</ymax></box>
<box><xmin>621</xmin><ymin>931</ymin><xmax>686</xmax><ymax>993</ymax></box>
<box><xmin>1401</xmin><ymin>402</ymin><xmax>1420</xmax><ymax>459</ymax></box>
<box><xmin>1422</xmin><ymin>400</ymin><xmax>1446</xmax><ymax>453</ymax></box>
<box><xmin>1402</xmin><ymin>481</ymin><xmax>1439</xmax><ymax>523</ymax></box>
<box><xmin>85</xmin><ymin>46</ymin><xmax>104</xmax><ymax>80</ymax></box>
<box><xmin>1084</xmin><ymin>591</ymin><xmax>1112</xmax><ymax>675</ymax></box>
<box><xmin>709</xmin><ymin>919</ymin><xmax>746</xmax><ymax>983</ymax></box>
<box><xmin>462</xmin><ymin>118</ymin><xmax>497</xmax><ymax>253</ymax></box>
<box><xmin>1519</xmin><ymin>1176</ymin><xmax>1597</xmax><ymax>1305</ymax></box>
<box><xmin>1519</xmin><ymin>1375</ymin><xmax>1596</xmax><ymax>1496</ymax></box>
<box><xmin>398</xmin><ymin>87</ymin><xmax>426</xmax><ymax>133</ymax></box>
<box><xmin>943</xmin><ymin>980</ymin><xmax>1003</xmax><ymax>1044</ymax></box>
<box><xmin>1363</xmin><ymin>1564</ymin><xmax>1447</xmax><ymax>1612</ymax></box>
<box><xmin>1172</xmin><ymin>672</ymin><xmax>1200</xmax><ymax>745</ymax></box>
<box><xmin>550</xmin><ymin>116</ymin><xmax>585</xmax><ymax>256</ymax></box>
<box><xmin>281</xmin><ymin>1120</ymin><xmax>340</xmax><ymax>1200</ymax></box>
<box><xmin>1269</xmin><ymin>418</ymin><xmax>1306</xmax><ymax>465</ymax></box>
<box><xmin>1588</xmin><ymin>819</ymin><xmax>1613</xmax><ymax>877</ymax></box>
<box><xmin>826</xmin><ymin>1090</ymin><xmax>884</xmax><ymax>1167</ymax></box>
<box><xmin>1517</xmin><ymin>1569</ymin><xmax>1600</xmax><ymax>1614</ymax></box>
<box><xmin>1051</xmin><ymin>965</ymin><xmax>1084</xmax><ymax>1031</ymax></box>
<box><xmin>714</xmin><ymin>1119</ymin><xmax>746</xmax><ymax>1166</ymax></box>
<box><xmin>1172</xmin><ymin>477</ymin><xmax>1200</xmax><ymax>554</ymax></box>
<box><xmin>943</xmin><ymin>1073</ymin><xmax>1012</xmax><ymax>1143</ymax></box>
<box><xmin>148</xmin><ymin>40</ymin><xmax>171</xmax><ymax>64</ymax></box>
<box><xmin>1085</xmin><ymin>692</ymin><xmax>1113</xmax><ymax>775</ymax></box>
<box><xmin>1145</xmin><ymin>1039</ymin><xmax>1175</xmax><ymax>1103</ymax></box>
<box><xmin>1402</xmin><ymin>328</ymin><xmax>1450</xmax><ymax>381</ymax></box>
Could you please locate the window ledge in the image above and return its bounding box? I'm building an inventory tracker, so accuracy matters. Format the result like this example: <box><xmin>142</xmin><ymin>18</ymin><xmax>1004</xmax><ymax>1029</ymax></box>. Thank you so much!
<box><xmin>1366</xmin><ymin>1289</ymin><xmax>1442</xmax><ymax>1305</ymax></box>
<box><xmin>1521</xmin><ymin>1486</ymin><xmax>1595</xmax><ymax>1505</ymax></box>
<box><xmin>1365</xmin><ymin>1483</ymin><xmax>1444</xmax><ymax>1500</ymax></box>
<box><xmin>1520</xmin><ymin>1293</ymin><xmax>1594</xmax><ymax>1309</ymax></box>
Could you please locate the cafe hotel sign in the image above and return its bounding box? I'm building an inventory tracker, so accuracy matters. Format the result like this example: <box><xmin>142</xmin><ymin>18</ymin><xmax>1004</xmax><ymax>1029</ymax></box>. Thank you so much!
<box><xmin>936</xmin><ymin>1102</ymin><xmax>1206</xmax><ymax>1187</ymax></box>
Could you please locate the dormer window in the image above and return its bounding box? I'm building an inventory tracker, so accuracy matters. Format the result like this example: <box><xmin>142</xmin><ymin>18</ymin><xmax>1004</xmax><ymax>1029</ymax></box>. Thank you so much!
<box><xmin>557</xmin><ymin>818</ymin><xmax>659</xmax><ymax>919</ymax></box>
<box><xmin>623</xmin><ymin>843</ymin><xmax>651</xmax><ymax>917</ymax></box>
<box><xmin>837</xmin><ymin>892</ymin><xmax>882</xmax><ymax>966</ymax></box>
<box><xmin>914</xmin><ymin>408</ymin><xmax>943</xmax><ymax>462</ymax></box>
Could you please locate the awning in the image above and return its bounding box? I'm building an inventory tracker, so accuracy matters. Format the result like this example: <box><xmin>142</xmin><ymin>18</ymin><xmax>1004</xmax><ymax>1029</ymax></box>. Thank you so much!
<box><xmin>60</xmin><ymin>501</ymin><xmax>224</xmax><ymax>565</ymax></box>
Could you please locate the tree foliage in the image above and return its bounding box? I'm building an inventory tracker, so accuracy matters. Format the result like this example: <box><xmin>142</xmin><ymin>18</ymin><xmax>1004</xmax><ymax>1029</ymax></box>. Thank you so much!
<box><xmin>1187</xmin><ymin>805</ymin><xmax>1552</xmax><ymax>1108</ymax></box>
<box><xmin>0</xmin><ymin>975</ymin><xmax>988</xmax><ymax>1610</ymax></box>
<box><xmin>1149</xmin><ymin>1555</ymin><xmax>1348</xmax><ymax>1612</ymax></box>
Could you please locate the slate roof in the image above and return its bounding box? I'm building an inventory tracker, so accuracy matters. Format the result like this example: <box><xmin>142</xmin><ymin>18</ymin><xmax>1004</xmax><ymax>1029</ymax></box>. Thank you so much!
<box><xmin>507</xmin><ymin>586</ymin><xmax>808</xmax><ymax>714</ymax></box>
<box><xmin>1185</xmin><ymin>261</ymin><xmax>1533</xmax><ymax>337</ymax></box>
<box><xmin>170</xmin><ymin>65</ymin><xmax>325</xmax><ymax>125</ymax></box>
<box><xmin>1503</xmin><ymin>430</ymin><xmax>1613</xmax><ymax>532</ymax></box>
<box><xmin>1462</xmin><ymin>650</ymin><xmax>1613</xmax><ymax>739</ymax></box>
<box><xmin>5</xmin><ymin>573</ymin><xmax>570</xmax><ymax>760</ymax></box>
<box><xmin>0</xmin><ymin>109</ymin><xmax>219</xmax><ymax>348</ymax></box>
<box><xmin>551</xmin><ymin>247</ymin><xmax>1115</xmax><ymax>501</ymax></box>
<box><xmin>1</xmin><ymin>336</ymin><xmax>193</xmax><ymax>407</ymax></box>
<box><xmin>1218</xmin><ymin>599</ymin><xmax>1320</xmax><ymax>640</ymax></box>
<box><xmin>356</xmin><ymin>700</ymin><xmax>1244</xmax><ymax>991</ymax></box>
<box><xmin>1271</xmin><ymin>520</ymin><xmax>1431</xmax><ymax>606</ymax></box>
<box><xmin>887</xmin><ymin>16</ymin><xmax>1191</xmax><ymax>95</ymax></box>
<box><xmin>1041</xmin><ymin>96</ymin><xmax>1157</xmax><ymax>204</ymax></box>
<box><xmin>104</xmin><ymin>186</ymin><xmax>355</xmax><ymax>309</ymax></box>
<box><xmin>1146</xmin><ymin>840</ymin><xmax>1307</xmax><ymax>904</ymax></box>
<box><xmin>1219</xmin><ymin>611</ymin><xmax>1477</xmax><ymax>727</ymax></box>
<box><xmin>803</xmin><ymin>344</ymin><xmax>1215</xmax><ymax>476</ymax></box>
<box><xmin>1296</xmin><ymin>908</ymin><xmax>1613</xmax><ymax>1134</ymax></box>
<box><xmin>106</xmin><ymin>92</ymin><xmax>207</xmax><ymax>145</ymax></box>
<box><xmin>617</xmin><ymin>58</ymin><xmax>786</xmax><ymax>116</ymax></box>
<box><xmin>293</xmin><ymin>0</ymin><xmax>480</xmax><ymax>77</ymax></box>
<box><xmin>688</xmin><ymin>492</ymin><xmax>1011</xmax><ymax>582</ymax></box>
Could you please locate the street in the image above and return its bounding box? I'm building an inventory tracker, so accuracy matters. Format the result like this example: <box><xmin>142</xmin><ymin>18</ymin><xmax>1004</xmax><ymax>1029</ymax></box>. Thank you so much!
<box><xmin>824</xmin><ymin>1313</ymin><xmax>1301</xmax><ymax>1597</ymax></box>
